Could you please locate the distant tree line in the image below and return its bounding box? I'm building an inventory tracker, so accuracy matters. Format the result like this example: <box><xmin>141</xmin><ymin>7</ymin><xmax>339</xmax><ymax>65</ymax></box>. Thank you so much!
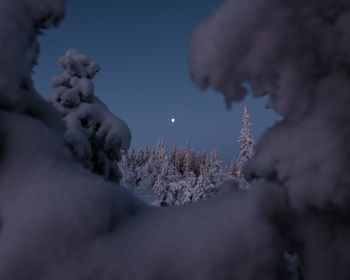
<box><xmin>119</xmin><ymin>106</ymin><xmax>255</xmax><ymax>206</ymax></box>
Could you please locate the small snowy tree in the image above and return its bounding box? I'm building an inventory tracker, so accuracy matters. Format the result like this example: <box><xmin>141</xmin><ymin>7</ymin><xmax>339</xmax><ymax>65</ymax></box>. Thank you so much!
<box><xmin>199</xmin><ymin>150</ymin><xmax>209</xmax><ymax>176</ymax></box>
<box><xmin>143</xmin><ymin>147</ymin><xmax>150</xmax><ymax>163</ymax></box>
<box><xmin>174</xmin><ymin>147</ymin><xmax>185</xmax><ymax>174</ymax></box>
<box><xmin>238</xmin><ymin>106</ymin><xmax>255</xmax><ymax>177</ymax></box>
<box><xmin>192</xmin><ymin>174</ymin><xmax>216</xmax><ymax>202</ymax></box>
<box><xmin>142</xmin><ymin>149</ymin><xmax>158</xmax><ymax>187</ymax></box>
<box><xmin>208</xmin><ymin>151</ymin><xmax>223</xmax><ymax>186</ymax></box>
<box><xmin>46</xmin><ymin>49</ymin><xmax>131</xmax><ymax>182</ymax></box>
<box><xmin>153</xmin><ymin>155</ymin><xmax>181</xmax><ymax>206</ymax></box>
<box><xmin>119</xmin><ymin>150</ymin><xmax>137</xmax><ymax>189</ymax></box>
<box><xmin>194</xmin><ymin>151</ymin><xmax>201</xmax><ymax>176</ymax></box>
<box><xmin>230</xmin><ymin>155</ymin><xmax>240</xmax><ymax>178</ymax></box>
<box><xmin>181</xmin><ymin>171</ymin><xmax>197</xmax><ymax>204</ymax></box>
<box><xmin>183</xmin><ymin>147</ymin><xmax>195</xmax><ymax>178</ymax></box>
<box><xmin>136</xmin><ymin>148</ymin><xmax>144</xmax><ymax>166</ymax></box>
<box><xmin>170</xmin><ymin>144</ymin><xmax>177</xmax><ymax>166</ymax></box>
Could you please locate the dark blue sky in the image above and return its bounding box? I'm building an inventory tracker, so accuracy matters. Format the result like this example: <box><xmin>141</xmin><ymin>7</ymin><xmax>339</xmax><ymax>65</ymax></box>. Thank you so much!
<box><xmin>33</xmin><ymin>0</ymin><xmax>279</xmax><ymax>165</ymax></box>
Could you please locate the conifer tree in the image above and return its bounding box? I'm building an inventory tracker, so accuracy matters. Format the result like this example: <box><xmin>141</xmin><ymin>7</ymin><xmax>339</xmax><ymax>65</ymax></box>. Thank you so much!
<box><xmin>170</xmin><ymin>144</ymin><xmax>177</xmax><ymax>166</ymax></box>
<box><xmin>192</xmin><ymin>174</ymin><xmax>215</xmax><ymax>202</ymax></box>
<box><xmin>199</xmin><ymin>150</ymin><xmax>209</xmax><ymax>176</ymax></box>
<box><xmin>119</xmin><ymin>150</ymin><xmax>137</xmax><ymax>189</ymax></box>
<box><xmin>174</xmin><ymin>147</ymin><xmax>185</xmax><ymax>174</ymax></box>
<box><xmin>153</xmin><ymin>154</ymin><xmax>181</xmax><ymax>206</ymax></box>
<box><xmin>181</xmin><ymin>171</ymin><xmax>197</xmax><ymax>204</ymax></box>
<box><xmin>47</xmin><ymin>49</ymin><xmax>131</xmax><ymax>183</ymax></box>
<box><xmin>136</xmin><ymin>149</ymin><xmax>144</xmax><ymax>166</ymax></box>
<box><xmin>208</xmin><ymin>151</ymin><xmax>223</xmax><ymax>185</ymax></box>
<box><xmin>210</xmin><ymin>150</ymin><xmax>218</xmax><ymax>167</ymax></box>
<box><xmin>238</xmin><ymin>106</ymin><xmax>255</xmax><ymax>175</ymax></box>
<box><xmin>184</xmin><ymin>147</ymin><xmax>195</xmax><ymax>178</ymax></box>
<box><xmin>230</xmin><ymin>155</ymin><xmax>240</xmax><ymax>177</ymax></box>
<box><xmin>194</xmin><ymin>151</ymin><xmax>201</xmax><ymax>176</ymax></box>
<box><xmin>129</xmin><ymin>148</ymin><xmax>136</xmax><ymax>167</ymax></box>
<box><xmin>143</xmin><ymin>147</ymin><xmax>150</xmax><ymax>163</ymax></box>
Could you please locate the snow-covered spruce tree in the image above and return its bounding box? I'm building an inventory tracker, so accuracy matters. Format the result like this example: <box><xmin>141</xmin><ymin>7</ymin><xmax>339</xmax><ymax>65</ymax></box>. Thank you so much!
<box><xmin>141</xmin><ymin>140</ymin><xmax>168</xmax><ymax>189</ymax></box>
<box><xmin>156</xmin><ymin>138</ymin><xmax>167</xmax><ymax>168</ymax></box>
<box><xmin>119</xmin><ymin>150</ymin><xmax>137</xmax><ymax>189</ymax></box>
<box><xmin>135</xmin><ymin>147</ymin><xmax>151</xmax><ymax>188</ymax></box>
<box><xmin>128</xmin><ymin>148</ymin><xmax>136</xmax><ymax>167</ymax></box>
<box><xmin>194</xmin><ymin>151</ymin><xmax>201</xmax><ymax>176</ymax></box>
<box><xmin>174</xmin><ymin>147</ymin><xmax>185</xmax><ymax>174</ymax></box>
<box><xmin>199</xmin><ymin>150</ymin><xmax>209</xmax><ymax>176</ymax></box>
<box><xmin>238</xmin><ymin>106</ymin><xmax>255</xmax><ymax>178</ymax></box>
<box><xmin>136</xmin><ymin>148</ymin><xmax>144</xmax><ymax>166</ymax></box>
<box><xmin>210</xmin><ymin>150</ymin><xmax>218</xmax><ymax>166</ymax></box>
<box><xmin>183</xmin><ymin>147</ymin><xmax>195</xmax><ymax>178</ymax></box>
<box><xmin>192</xmin><ymin>174</ymin><xmax>216</xmax><ymax>202</ymax></box>
<box><xmin>47</xmin><ymin>49</ymin><xmax>131</xmax><ymax>182</ymax></box>
<box><xmin>181</xmin><ymin>171</ymin><xmax>198</xmax><ymax>204</ymax></box>
<box><xmin>140</xmin><ymin>150</ymin><xmax>156</xmax><ymax>188</ymax></box>
<box><xmin>208</xmin><ymin>150</ymin><xmax>223</xmax><ymax>186</ymax></box>
<box><xmin>153</xmin><ymin>154</ymin><xmax>181</xmax><ymax>206</ymax></box>
<box><xmin>170</xmin><ymin>144</ymin><xmax>177</xmax><ymax>166</ymax></box>
<box><xmin>144</xmin><ymin>147</ymin><xmax>150</xmax><ymax>163</ymax></box>
<box><xmin>230</xmin><ymin>155</ymin><xmax>240</xmax><ymax>178</ymax></box>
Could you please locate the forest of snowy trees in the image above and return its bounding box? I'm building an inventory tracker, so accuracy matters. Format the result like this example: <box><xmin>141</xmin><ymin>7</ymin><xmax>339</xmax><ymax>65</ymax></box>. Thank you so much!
<box><xmin>119</xmin><ymin>106</ymin><xmax>255</xmax><ymax>206</ymax></box>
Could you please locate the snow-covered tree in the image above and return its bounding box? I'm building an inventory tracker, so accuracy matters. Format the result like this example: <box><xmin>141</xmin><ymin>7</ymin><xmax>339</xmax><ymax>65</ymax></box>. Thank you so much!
<box><xmin>170</xmin><ymin>144</ymin><xmax>177</xmax><ymax>166</ymax></box>
<box><xmin>192</xmin><ymin>174</ymin><xmax>216</xmax><ymax>202</ymax></box>
<box><xmin>119</xmin><ymin>150</ymin><xmax>137</xmax><ymax>189</ymax></box>
<box><xmin>208</xmin><ymin>152</ymin><xmax>223</xmax><ymax>186</ymax></box>
<box><xmin>199</xmin><ymin>150</ymin><xmax>209</xmax><ymax>176</ymax></box>
<box><xmin>238</xmin><ymin>106</ymin><xmax>255</xmax><ymax>176</ymax></box>
<box><xmin>143</xmin><ymin>148</ymin><xmax>150</xmax><ymax>164</ymax></box>
<box><xmin>142</xmin><ymin>150</ymin><xmax>158</xmax><ymax>187</ymax></box>
<box><xmin>238</xmin><ymin>106</ymin><xmax>255</xmax><ymax>165</ymax></box>
<box><xmin>153</xmin><ymin>155</ymin><xmax>181</xmax><ymax>206</ymax></box>
<box><xmin>156</xmin><ymin>138</ymin><xmax>167</xmax><ymax>167</ymax></box>
<box><xmin>194</xmin><ymin>151</ymin><xmax>201</xmax><ymax>176</ymax></box>
<box><xmin>183</xmin><ymin>147</ymin><xmax>195</xmax><ymax>178</ymax></box>
<box><xmin>136</xmin><ymin>148</ymin><xmax>144</xmax><ymax>166</ymax></box>
<box><xmin>46</xmin><ymin>49</ymin><xmax>131</xmax><ymax>182</ymax></box>
<box><xmin>174</xmin><ymin>147</ymin><xmax>185</xmax><ymax>174</ymax></box>
<box><xmin>230</xmin><ymin>155</ymin><xmax>240</xmax><ymax>177</ymax></box>
<box><xmin>181</xmin><ymin>171</ymin><xmax>198</xmax><ymax>204</ymax></box>
<box><xmin>210</xmin><ymin>150</ymin><xmax>218</xmax><ymax>167</ymax></box>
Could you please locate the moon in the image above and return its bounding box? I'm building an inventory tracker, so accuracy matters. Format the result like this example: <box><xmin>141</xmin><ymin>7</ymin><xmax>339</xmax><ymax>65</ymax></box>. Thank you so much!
<box><xmin>171</xmin><ymin>118</ymin><xmax>175</xmax><ymax>123</ymax></box>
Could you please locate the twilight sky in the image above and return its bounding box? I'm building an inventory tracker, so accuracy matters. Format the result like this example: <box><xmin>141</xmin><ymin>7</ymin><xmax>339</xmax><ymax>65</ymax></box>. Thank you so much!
<box><xmin>33</xmin><ymin>0</ymin><xmax>279</xmax><ymax>165</ymax></box>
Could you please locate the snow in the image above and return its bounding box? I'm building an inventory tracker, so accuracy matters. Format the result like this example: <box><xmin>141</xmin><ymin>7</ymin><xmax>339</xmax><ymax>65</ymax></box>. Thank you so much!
<box><xmin>0</xmin><ymin>0</ymin><xmax>349</xmax><ymax>279</ymax></box>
